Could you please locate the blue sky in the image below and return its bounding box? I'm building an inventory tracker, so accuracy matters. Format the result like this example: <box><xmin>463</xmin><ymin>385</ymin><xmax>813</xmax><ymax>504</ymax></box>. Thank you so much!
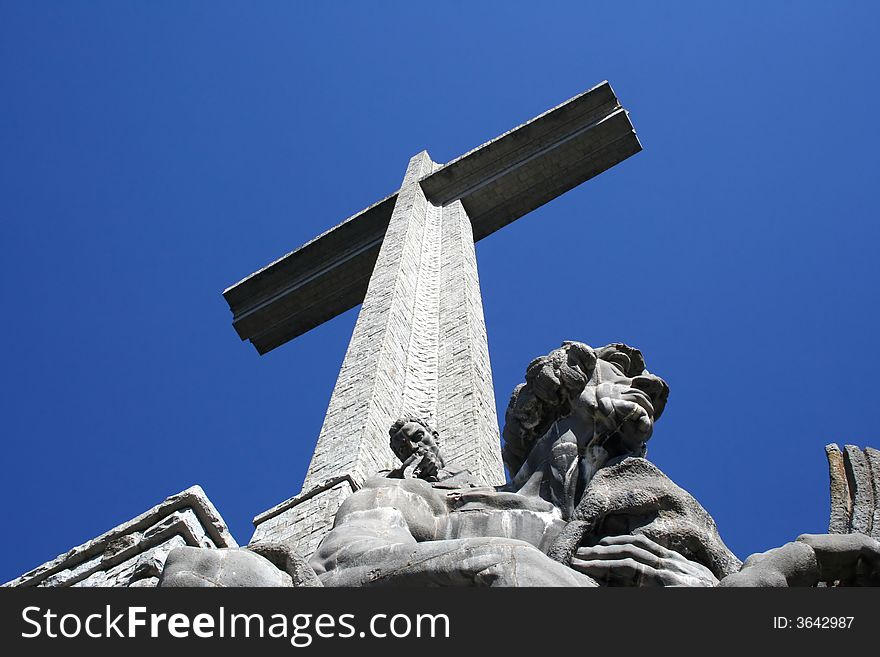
<box><xmin>2</xmin><ymin>2</ymin><xmax>878</xmax><ymax>583</ymax></box>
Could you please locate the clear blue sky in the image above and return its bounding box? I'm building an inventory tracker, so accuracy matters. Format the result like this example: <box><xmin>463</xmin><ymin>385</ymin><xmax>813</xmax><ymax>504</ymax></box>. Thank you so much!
<box><xmin>2</xmin><ymin>2</ymin><xmax>878</xmax><ymax>584</ymax></box>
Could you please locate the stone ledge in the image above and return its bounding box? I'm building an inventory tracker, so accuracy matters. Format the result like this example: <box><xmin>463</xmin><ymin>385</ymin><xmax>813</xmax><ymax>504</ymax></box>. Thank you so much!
<box><xmin>4</xmin><ymin>485</ymin><xmax>237</xmax><ymax>587</ymax></box>
<box><xmin>252</xmin><ymin>474</ymin><xmax>360</xmax><ymax>527</ymax></box>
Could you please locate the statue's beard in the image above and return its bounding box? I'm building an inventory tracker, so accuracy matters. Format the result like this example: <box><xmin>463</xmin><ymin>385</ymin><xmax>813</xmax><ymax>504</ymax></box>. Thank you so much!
<box><xmin>592</xmin><ymin>395</ymin><xmax>654</xmax><ymax>458</ymax></box>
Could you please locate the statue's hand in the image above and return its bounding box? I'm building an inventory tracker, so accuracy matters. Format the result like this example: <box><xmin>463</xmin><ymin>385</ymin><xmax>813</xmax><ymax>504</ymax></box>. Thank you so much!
<box><xmin>159</xmin><ymin>546</ymin><xmax>294</xmax><ymax>587</ymax></box>
<box><xmin>796</xmin><ymin>533</ymin><xmax>880</xmax><ymax>585</ymax></box>
<box><xmin>570</xmin><ymin>534</ymin><xmax>718</xmax><ymax>587</ymax></box>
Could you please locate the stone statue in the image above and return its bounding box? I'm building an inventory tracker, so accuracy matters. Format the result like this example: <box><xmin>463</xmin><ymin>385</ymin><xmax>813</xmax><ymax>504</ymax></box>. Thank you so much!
<box><xmin>309</xmin><ymin>342</ymin><xmax>734</xmax><ymax>586</ymax></box>
<box><xmin>718</xmin><ymin>534</ymin><xmax>880</xmax><ymax>587</ymax></box>
<box><xmin>159</xmin><ymin>341</ymin><xmax>880</xmax><ymax>587</ymax></box>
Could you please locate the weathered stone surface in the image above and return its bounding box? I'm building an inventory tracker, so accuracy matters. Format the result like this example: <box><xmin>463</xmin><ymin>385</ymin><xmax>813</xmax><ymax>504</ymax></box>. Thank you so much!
<box><xmin>128</xmin><ymin>577</ymin><xmax>160</xmax><ymax>588</ymax></box>
<box><xmin>308</xmin><ymin>342</ymin><xmax>731</xmax><ymax>587</ymax></box>
<box><xmin>719</xmin><ymin>539</ymin><xmax>819</xmax><ymax>587</ymax></box>
<box><xmin>826</xmin><ymin>443</ymin><xmax>880</xmax><ymax>538</ymax></box>
<box><xmin>251</xmin><ymin>151</ymin><xmax>504</xmax><ymax>556</ymax></box>
<box><xmin>436</xmin><ymin>199</ymin><xmax>502</xmax><ymax>486</ymax></box>
<box><xmin>4</xmin><ymin>486</ymin><xmax>237</xmax><ymax>587</ymax></box>
<box><xmin>867</xmin><ymin>447</ymin><xmax>880</xmax><ymax>539</ymax></box>
<box><xmin>719</xmin><ymin>533</ymin><xmax>880</xmax><ymax>587</ymax></box>
<box><xmin>300</xmin><ymin>152</ymin><xmax>439</xmax><ymax>493</ymax></box>
<box><xmin>571</xmin><ymin>533</ymin><xmax>719</xmax><ymax>587</ymax></box>
<box><xmin>547</xmin><ymin>457</ymin><xmax>742</xmax><ymax>580</ymax></box>
<box><xmin>250</xmin><ymin>476</ymin><xmax>359</xmax><ymax>559</ymax></box>
<box><xmin>158</xmin><ymin>342</ymin><xmax>726</xmax><ymax>587</ymax></box>
<box><xmin>143</xmin><ymin>343</ymin><xmax>878</xmax><ymax>588</ymax></box>
<box><xmin>844</xmin><ymin>444</ymin><xmax>875</xmax><ymax>535</ymax></box>
<box><xmin>248</xmin><ymin>541</ymin><xmax>322</xmax><ymax>587</ymax></box>
<box><xmin>826</xmin><ymin>444</ymin><xmax>851</xmax><ymax>534</ymax></box>
<box><xmin>798</xmin><ymin>533</ymin><xmax>880</xmax><ymax>585</ymax></box>
<box><xmin>160</xmin><ymin>547</ymin><xmax>293</xmax><ymax>587</ymax></box>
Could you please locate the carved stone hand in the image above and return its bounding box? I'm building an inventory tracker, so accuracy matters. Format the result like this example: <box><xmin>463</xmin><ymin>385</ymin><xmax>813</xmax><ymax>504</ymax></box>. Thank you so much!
<box><xmin>571</xmin><ymin>534</ymin><xmax>719</xmax><ymax>587</ymax></box>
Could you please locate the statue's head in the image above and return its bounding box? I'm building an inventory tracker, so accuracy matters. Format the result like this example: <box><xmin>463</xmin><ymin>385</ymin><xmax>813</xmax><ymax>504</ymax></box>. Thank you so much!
<box><xmin>388</xmin><ymin>416</ymin><xmax>445</xmax><ymax>480</ymax></box>
<box><xmin>502</xmin><ymin>342</ymin><xmax>669</xmax><ymax>478</ymax></box>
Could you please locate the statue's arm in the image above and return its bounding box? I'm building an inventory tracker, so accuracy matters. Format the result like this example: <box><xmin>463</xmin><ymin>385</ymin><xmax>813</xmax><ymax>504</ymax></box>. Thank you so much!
<box><xmin>718</xmin><ymin>533</ymin><xmax>880</xmax><ymax>587</ymax></box>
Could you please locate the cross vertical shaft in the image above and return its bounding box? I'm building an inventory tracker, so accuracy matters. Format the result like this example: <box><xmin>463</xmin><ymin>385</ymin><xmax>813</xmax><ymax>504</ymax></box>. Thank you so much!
<box><xmin>251</xmin><ymin>152</ymin><xmax>504</xmax><ymax>555</ymax></box>
<box><xmin>437</xmin><ymin>199</ymin><xmax>504</xmax><ymax>483</ymax></box>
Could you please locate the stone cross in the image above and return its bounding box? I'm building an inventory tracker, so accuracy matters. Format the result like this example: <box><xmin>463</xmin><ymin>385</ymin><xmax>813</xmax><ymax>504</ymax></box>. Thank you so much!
<box><xmin>223</xmin><ymin>81</ymin><xmax>641</xmax><ymax>555</ymax></box>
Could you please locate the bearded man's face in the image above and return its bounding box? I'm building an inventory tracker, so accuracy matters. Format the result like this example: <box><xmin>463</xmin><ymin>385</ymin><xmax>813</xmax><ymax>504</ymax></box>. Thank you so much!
<box><xmin>389</xmin><ymin>421</ymin><xmax>444</xmax><ymax>479</ymax></box>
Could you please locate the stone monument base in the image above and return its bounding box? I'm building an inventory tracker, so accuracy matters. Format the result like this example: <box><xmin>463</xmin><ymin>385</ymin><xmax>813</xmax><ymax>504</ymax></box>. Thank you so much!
<box><xmin>3</xmin><ymin>485</ymin><xmax>237</xmax><ymax>588</ymax></box>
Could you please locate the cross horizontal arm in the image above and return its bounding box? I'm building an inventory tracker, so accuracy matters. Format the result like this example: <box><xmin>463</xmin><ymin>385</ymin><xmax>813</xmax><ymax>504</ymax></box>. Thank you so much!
<box><xmin>224</xmin><ymin>81</ymin><xmax>640</xmax><ymax>354</ymax></box>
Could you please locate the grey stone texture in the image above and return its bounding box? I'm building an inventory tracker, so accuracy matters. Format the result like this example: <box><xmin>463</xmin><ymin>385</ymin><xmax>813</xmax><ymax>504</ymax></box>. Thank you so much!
<box><xmin>300</xmin><ymin>153</ymin><xmax>503</xmax><ymax>493</ymax></box>
<box><xmin>436</xmin><ymin>200</ymin><xmax>501</xmax><ymax>483</ymax></box>
<box><xmin>827</xmin><ymin>444</ymin><xmax>852</xmax><ymax>534</ymax></box>
<box><xmin>224</xmin><ymin>81</ymin><xmax>639</xmax><ymax>354</ymax></box>
<box><xmin>159</xmin><ymin>541</ymin><xmax>322</xmax><ymax>588</ymax></box>
<box><xmin>160</xmin><ymin>547</ymin><xmax>295</xmax><ymax>587</ymax></box>
<box><xmin>547</xmin><ymin>458</ymin><xmax>742</xmax><ymax>581</ymax></box>
<box><xmin>248</xmin><ymin>540</ymin><xmax>322</xmax><ymax>587</ymax></box>
<box><xmin>4</xmin><ymin>486</ymin><xmax>237</xmax><ymax>588</ymax></box>
<box><xmin>307</xmin><ymin>342</ymin><xmax>733</xmax><ymax>587</ymax></box>
<box><xmin>249</xmin><ymin>475</ymin><xmax>357</xmax><ymax>557</ymax></box>
<box><xmin>719</xmin><ymin>533</ymin><xmax>880</xmax><ymax>587</ymax></box>
<box><xmin>140</xmin><ymin>345</ymin><xmax>880</xmax><ymax>588</ymax></box>
<box><xmin>826</xmin><ymin>443</ymin><xmax>880</xmax><ymax>538</ymax></box>
<box><xmin>250</xmin><ymin>151</ymin><xmax>504</xmax><ymax>557</ymax></box>
<box><xmin>299</xmin><ymin>151</ymin><xmax>440</xmax><ymax>492</ymax></box>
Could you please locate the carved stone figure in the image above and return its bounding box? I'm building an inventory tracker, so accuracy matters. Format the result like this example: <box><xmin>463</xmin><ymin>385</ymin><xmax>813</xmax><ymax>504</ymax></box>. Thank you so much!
<box><xmin>158</xmin><ymin>341</ymin><xmax>880</xmax><ymax>587</ymax></box>
<box><xmin>159</xmin><ymin>539</ymin><xmax>322</xmax><ymax>588</ymax></box>
<box><xmin>718</xmin><ymin>533</ymin><xmax>880</xmax><ymax>587</ymax></box>
<box><xmin>309</xmin><ymin>342</ymin><xmax>734</xmax><ymax>586</ymax></box>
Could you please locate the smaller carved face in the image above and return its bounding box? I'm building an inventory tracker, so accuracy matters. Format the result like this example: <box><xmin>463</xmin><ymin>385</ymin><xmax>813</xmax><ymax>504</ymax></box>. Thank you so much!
<box><xmin>389</xmin><ymin>421</ymin><xmax>444</xmax><ymax>479</ymax></box>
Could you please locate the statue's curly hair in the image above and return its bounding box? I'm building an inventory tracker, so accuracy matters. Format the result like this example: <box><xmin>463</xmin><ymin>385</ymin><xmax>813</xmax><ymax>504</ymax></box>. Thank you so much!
<box><xmin>501</xmin><ymin>341</ymin><xmax>658</xmax><ymax>477</ymax></box>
